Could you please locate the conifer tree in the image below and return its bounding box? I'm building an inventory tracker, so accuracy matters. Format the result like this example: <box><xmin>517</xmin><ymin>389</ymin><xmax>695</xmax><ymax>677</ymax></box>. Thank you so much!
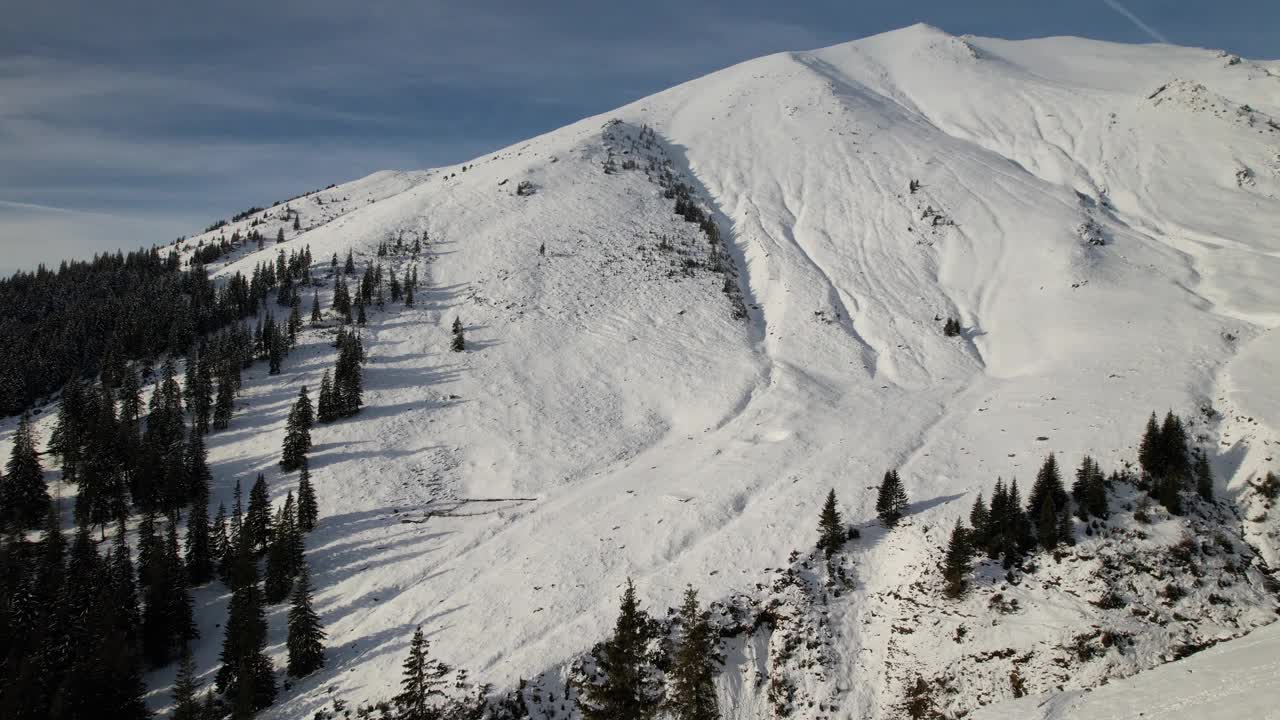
<box><xmin>216</xmin><ymin>528</ymin><xmax>277</xmax><ymax>714</ymax></box>
<box><xmin>317</xmin><ymin>370</ymin><xmax>336</xmax><ymax>423</ymax></box>
<box><xmin>1008</xmin><ymin>478</ymin><xmax>1033</xmax><ymax>552</ymax></box>
<box><xmin>1027</xmin><ymin>453</ymin><xmax>1068</xmax><ymax>522</ymax></box>
<box><xmin>1160</xmin><ymin>412</ymin><xmax>1190</xmax><ymax>483</ymax></box>
<box><xmin>1193</xmin><ymin>450</ymin><xmax>1214</xmax><ymax>502</ymax></box>
<box><xmin>286</xmin><ymin>562</ymin><xmax>325</xmax><ymax>678</ymax></box>
<box><xmin>581</xmin><ymin>578</ymin><xmax>661</xmax><ymax>720</ymax></box>
<box><xmin>666</xmin><ymin>586</ymin><xmax>719</xmax><ymax>720</ymax></box>
<box><xmin>3</xmin><ymin>413</ymin><xmax>48</xmax><ymax>529</ymax></box>
<box><xmin>245</xmin><ymin>474</ymin><xmax>272</xmax><ymax>554</ymax></box>
<box><xmin>942</xmin><ymin>519</ymin><xmax>972</xmax><ymax>598</ymax></box>
<box><xmin>186</xmin><ymin>477</ymin><xmax>214</xmax><ymax>585</ymax></box>
<box><xmin>968</xmin><ymin>492</ymin><xmax>989</xmax><ymax>548</ymax></box>
<box><xmin>296</xmin><ymin>459</ymin><xmax>319</xmax><ymax>532</ymax></box>
<box><xmin>451</xmin><ymin>317</ymin><xmax>465</xmax><ymax>352</ymax></box>
<box><xmin>143</xmin><ymin>518</ymin><xmax>197</xmax><ymax>667</ymax></box>
<box><xmin>310</xmin><ymin>290</ymin><xmax>322</xmax><ymax>325</ymax></box>
<box><xmin>280</xmin><ymin>387</ymin><xmax>313</xmax><ymax>471</ymax></box>
<box><xmin>173</xmin><ymin>643</ymin><xmax>201</xmax><ymax>720</ymax></box>
<box><xmin>186</xmin><ymin>427</ymin><xmax>212</xmax><ymax>504</ymax></box>
<box><xmin>213</xmin><ymin>502</ymin><xmax>233</xmax><ymax>584</ymax></box>
<box><xmin>875</xmin><ymin>469</ymin><xmax>908</xmax><ymax>527</ymax></box>
<box><xmin>1036</xmin><ymin>496</ymin><xmax>1059</xmax><ymax>550</ymax></box>
<box><xmin>344</xmin><ymin>250</ymin><xmax>355</xmax><ymax>275</ymax></box>
<box><xmin>404</xmin><ymin>282</ymin><xmax>414</xmax><ymax>307</ymax></box>
<box><xmin>394</xmin><ymin>627</ymin><xmax>448</xmax><ymax>720</ymax></box>
<box><xmin>264</xmin><ymin>493</ymin><xmax>298</xmax><ymax>604</ymax></box>
<box><xmin>1138</xmin><ymin>412</ymin><xmax>1164</xmax><ymax>480</ymax></box>
<box><xmin>213</xmin><ymin>376</ymin><xmax>234</xmax><ymax>431</ymax></box>
<box><xmin>333</xmin><ymin>331</ymin><xmax>364</xmax><ymax>418</ymax></box>
<box><xmin>816</xmin><ymin>489</ymin><xmax>845</xmax><ymax>557</ymax></box>
<box><xmin>1056</xmin><ymin>505</ymin><xmax>1073</xmax><ymax>546</ymax></box>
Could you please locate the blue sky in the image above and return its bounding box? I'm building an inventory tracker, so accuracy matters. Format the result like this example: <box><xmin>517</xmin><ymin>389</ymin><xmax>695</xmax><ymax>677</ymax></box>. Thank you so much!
<box><xmin>1</xmin><ymin>1</ymin><xmax>1275</xmax><ymax>273</ymax></box>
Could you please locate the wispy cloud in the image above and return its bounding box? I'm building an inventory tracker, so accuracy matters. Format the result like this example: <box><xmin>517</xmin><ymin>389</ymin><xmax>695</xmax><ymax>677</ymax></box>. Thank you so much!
<box><xmin>1101</xmin><ymin>0</ymin><xmax>1170</xmax><ymax>43</ymax></box>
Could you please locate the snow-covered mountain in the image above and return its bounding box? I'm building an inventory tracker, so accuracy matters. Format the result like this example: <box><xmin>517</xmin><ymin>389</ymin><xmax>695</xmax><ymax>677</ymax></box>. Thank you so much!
<box><xmin>6</xmin><ymin>23</ymin><xmax>1280</xmax><ymax>719</ymax></box>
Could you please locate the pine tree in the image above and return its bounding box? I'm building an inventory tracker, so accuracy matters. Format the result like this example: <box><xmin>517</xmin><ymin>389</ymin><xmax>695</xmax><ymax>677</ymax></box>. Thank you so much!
<box><xmin>451</xmin><ymin>317</ymin><xmax>465</xmax><ymax>352</ymax></box>
<box><xmin>344</xmin><ymin>250</ymin><xmax>355</xmax><ymax>275</ymax></box>
<box><xmin>173</xmin><ymin>643</ymin><xmax>201</xmax><ymax>720</ymax></box>
<box><xmin>1027</xmin><ymin>453</ymin><xmax>1068</xmax><ymax>522</ymax></box>
<box><xmin>968</xmin><ymin>492</ymin><xmax>990</xmax><ymax>549</ymax></box>
<box><xmin>816</xmin><ymin>489</ymin><xmax>845</xmax><ymax>557</ymax></box>
<box><xmin>1138</xmin><ymin>412</ymin><xmax>1164</xmax><ymax>480</ymax></box>
<box><xmin>404</xmin><ymin>282</ymin><xmax>414</xmax><ymax>307</ymax></box>
<box><xmin>186</xmin><ymin>476</ymin><xmax>214</xmax><ymax>585</ymax></box>
<box><xmin>213</xmin><ymin>503</ymin><xmax>233</xmax><ymax>584</ymax></box>
<box><xmin>1160</xmin><ymin>412</ymin><xmax>1190</xmax><ymax>483</ymax></box>
<box><xmin>296</xmin><ymin>459</ymin><xmax>318</xmax><ymax>532</ymax></box>
<box><xmin>665</xmin><ymin>586</ymin><xmax>719</xmax><ymax>720</ymax></box>
<box><xmin>581</xmin><ymin>578</ymin><xmax>661</xmax><ymax>720</ymax></box>
<box><xmin>286</xmin><ymin>562</ymin><xmax>325</xmax><ymax>678</ymax></box>
<box><xmin>1193</xmin><ymin>449</ymin><xmax>1214</xmax><ymax>502</ymax></box>
<box><xmin>264</xmin><ymin>493</ymin><xmax>298</xmax><ymax>604</ymax></box>
<box><xmin>310</xmin><ymin>290</ymin><xmax>322</xmax><ymax>325</ymax></box>
<box><xmin>216</xmin><ymin>529</ymin><xmax>277</xmax><ymax>713</ymax></box>
<box><xmin>245</xmin><ymin>474</ymin><xmax>272</xmax><ymax>554</ymax></box>
<box><xmin>394</xmin><ymin>627</ymin><xmax>448</xmax><ymax>720</ymax></box>
<box><xmin>281</xmin><ymin>387</ymin><xmax>313</xmax><ymax>471</ymax></box>
<box><xmin>213</xmin><ymin>376</ymin><xmax>234</xmax><ymax>431</ymax></box>
<box><xmin>3</xmin><ymin>413</ymin><xmax>48</xmax><ymax>529</ymax></box>
<box><xmin>1036</xmin><ymin>496</ymin><xmax>1059</xmax><ymax>550</ymax></box>
<box><xmin>317</xmin><ymin>370</ymin><xmax>336</xmax><ymax>423</ymax></box>
<box><xmin>875</xmin><ymin>469</ymin><xmax>908</xmax><ymax>527</ymax></box>
<box><xmin>142</xmin><ymin>518</ymin><xmax>197</xmax><ymax>667</ymax></box>
<box><xmin>942</xmin><ymin>520</ymin><xmax>972</xmax><ymax>598</ymax></box>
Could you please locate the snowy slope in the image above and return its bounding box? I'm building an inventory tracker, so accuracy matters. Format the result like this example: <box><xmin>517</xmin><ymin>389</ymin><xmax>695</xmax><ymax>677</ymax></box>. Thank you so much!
<box><xmin>5</xmin><ymin>24</ymin><xmax>1280</xmax><ymax>719</ymax></box>
<box><xmin>971</xmin><ymin>620</ymin><xmax>1280</xmax><ymax>720</ymax></box>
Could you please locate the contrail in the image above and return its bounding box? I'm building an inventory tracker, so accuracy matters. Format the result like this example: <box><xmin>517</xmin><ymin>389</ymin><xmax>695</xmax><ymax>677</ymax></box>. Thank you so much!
<box><xmin>1102</xmin><ymin>0</ymin><xmax>1171</xmax><ymax>43</ymax></box>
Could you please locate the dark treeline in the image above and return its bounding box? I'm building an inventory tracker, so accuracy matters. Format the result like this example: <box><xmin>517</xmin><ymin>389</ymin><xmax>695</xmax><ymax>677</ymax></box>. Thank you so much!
<box><xmin>0</xmin><ymin>241</ymin><xmax>318</xmax><ymax>417</ymax></box>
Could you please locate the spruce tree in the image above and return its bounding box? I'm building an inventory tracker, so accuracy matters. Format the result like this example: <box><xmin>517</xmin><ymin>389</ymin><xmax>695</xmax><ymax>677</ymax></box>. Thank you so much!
<box><xmin>875</xmin><ymin>469</ymin><xmax>908</xmax><ymax>527</ymax></box>
<box><xmin>1193</xmin><ymin>450</ymin><xmax>1214</xmax><ymax>502</ymax></box>
<box><xmin>317</xmin><ymin>370</ymin><xmax>336</xmax><ymax>423</ymax></box>
<box><xmin>816</xmin><ymin>489</ymin><xmax>845</xmax><ymax>557</ymax></box>
<box><xmin>216</xmin><ymin>529</ymin><xmax>276</xmax><ymax>714</ymax></box>
<box><xmin>245</xmin><ymin>474</ymin><xmax>272</xmax><ymax>554</ymax></box>
<box><xmin>1036</xmin><ymin>496</ymin><xmax>1059</xmax><ymax>550</ymax></box>
<box><xmin>451</xmin><ymin>317</ymin><xmax>465</xmax><ymax>352</ymax></box>
<box><xmin>286</xmin><ymin>562</ymin><xmax>325</xmax><ymax>678</ymax></box>
<box><xmin>186</xmin><ymin>478</ymin><xmax>214</xmax><ymax>585</ymax></box>
<box><xmin>3</xmin><ymin>413</ymin><xmax>48</xmax><ymax>529</ymax></box>
<box><xmin>665</xmin><ymin>586</ymin><xmax>719</xmax><ymax>720</ymax></box>
<box><xmin>394</xmin><ymin>627</ymin><xmax>448</xmax><ymax>720</ymax></box>
<box><xmin>1027</xmin><ymin>453</ymin><xmax>1068</xmax><ymax>522</ymax></box>
<box><xmin>310</xmin><ymin>290</ymin><xmax>322</xmax><ymax>325</ymax></box>
<box><xmin>280</xmin><ymin>387</ymin><xmax>313</xmax><ymax>471</ymax></box>
<box><xmin>173</xmin><ymin>643</ymin><xmax>201</xmax><ymax>720</ymax></box>
<box><xmin>968</xmin><ymin>493</ymin><xmax>989</xmax><ymax>549</ymax></box>
<box><xmin>213</xmin><ymin>503</ymin><xmax>233</xmax><ymax>584</ymax></box>
<box><xmin>942</xmin><ymin>519</ymin><xmax>972</xmax><ymax>598</ymax></box>
<box><xmin>1138</xmin><ymin>412</ymin><xmax>1164</xmax><ymax>479</ymax></box>
<box><xmin>296</xmin><ymin>460</ymin><xmax>319</xmax><ymax>532</ymax></box>
<box><xmin>213</xmin><ymin>377</ymin><xmax>234</xmax><ymax>431</ymax></box>
<box><xmin>581</xmin><ymin>578</ymin><xmax>661</xmax><ymax>720</ymax></box>
<box><xmin>264</xmin><ymin>494</ymin><xmax>298</xmax><ymax>604</ymax></box>
<box><xmin>1160</xmin><ymin>412</ymin><xmax>1190</xmax><ymax>482</ymax></box>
